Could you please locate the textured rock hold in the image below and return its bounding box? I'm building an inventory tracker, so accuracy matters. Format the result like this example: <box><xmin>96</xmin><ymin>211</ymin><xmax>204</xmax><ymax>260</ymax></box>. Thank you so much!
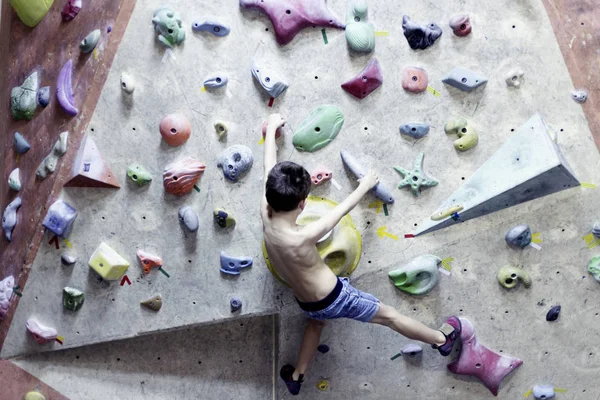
<box><xmin>152</xmin><ymin>6</ymin><xmax>186</xmax><ymax>48</ymax></box>
<box><xmin>505</xmin><ymin>224</ymin><xmax>532</xmax><ymax>249</ymax></box>
<box><xmin>442</xmin><ymin>67</ymin><xmax>488</xmax><ymax>92</ymax></box>
<box><xmin>402</xmin><ymin>15</ymin><xmax>442</xmax><ymax>50</ymax></box>
<box><xmin>56</xmin><ymin>60</ymin><xmax>78</xmax><ymax>116</ymax></box>
<box><xmin>401</xmin><ymin>66</ymin><xmax>428</xmax><ymax>93</ymax></box>
<box><xmin>26</xmin><ymin>318</ymin><xmax>57</xmax><ymax>344</ymax></box>
<box><xmin>214</xmin><ymin>208</ymin><xmax>236</xmax><ymax>228</ymax></box>
<box><xmin>61</xmin><ymin>0</ymin><xmax>81</xmax><ymax>21</ymax></box>
<box><xmin>36</xmin><ymin>131</ymin><xmax>68</xmax><ymax>179</ymax></box>
<box><xmin>505</xmin><ymin>69</ymin><xmax>524</xmax><ymax>87</ymax></box>
<box><xmin>341</xmin><ymin>58</ymin><xmax>382</xmax><ymax>99</ymax></box>
<box><xmin>449</xmin><ymin>14</ymin><xmax>471</xmax><ymax>36</ymax></box>
<box><xmin>80</xmin><ymin>29</ymin><xmax>101</xmax><ymax>53</ymax></box>
<box><xmin>137</xmin><ymin>249</ymin><xmax>163</xmax><ymax>274</ymax></box>
<box><xmin>14</xmin><ymin>132</ymin><xmax>31</xmax><ymax>154</ymax></box>
<box><xmin>3</xmin><ymin>197</ymin><xmax>22</xmax><ymax>242</ymax></box>
<box><xmin>220</xmin><ymin>252</ymin><xmax>253</xmax><ymax>275</ymax></box>
<box><xmin>388</xmin><ymin>255</ymin><xmax>441</xmax><ymax>295</ymax></box>
<box><xmin>400</xmin><ymin>123</ymin><xmax>430</xmax><ymax>139</ymax></box>
<box><xmin>160</xmin><ymin>113</ymin><xmax>192</xmax><ymax>146</ymax></box>
<box><xmin>192</xmin><ymin>20</ymin><xmax>230</xmax><ymax>36</ymax></box>
<box><xmin>230</xmin><ymin>297</ymin><xmax>242</xmax><ymax>312</ymax></box>
<box><xmin>42</xmin><ymin>199</ymin><xmax>78</xmax><ymax>238</ymax></box>
<box><xmin>344</xmin><ymin>0</ymin><xmax>374</xmax><ymax>52</ymax></box>
<box><xmin>214</xmin><ymin>121</ymin><xmax>228</xmax><ymax>139</ymax></box>
<box><xmin>571</xmin><ymin>89</ymin><xmax>587</xmax><ymax>104</ymax></box>
<box><xmin>311</xmin><ymin>166</ymin><xmax>332</xmax><ymax>186</ymax></box>
<box><xmin>444</xmin><ymin>118</ymin><xmax>478</xmax><ymax>151</ymax></box>
<box><xmin>587</xmin><ymin>256</ymin><xmax>600</xmax><ymax>283</ymax></box>
<box><xmin>64</xmin><ymin>135</ymin><xmax>121</xmax><ymax>188</ymax></box>
<box><xmin>141</xmin><ymin>295</ymin><xmax>162</xmax><ymax>311</ymax></box>
<box><xmin>11</xmin><ymin>71</ymin><xmax>38</xmax><ymax>120</ymax></box>
<box><xmin>8</xmin><ymin>168</ymin><xmax>21</xmax><ymax>191</ymax></box>
<box><xmin>37</xmin><ymin>86</ymin><xmax>50</xmax><ymax>107</ymax></box>
<box><xmin>88</xmin><ymin>242</ymin><xmax>130</xmax><ymax>280</ymax></box>
<box><xmin>163</xmin><ymin>157</ymin><xmax>206</xmax><ymax>195</ymax></box>
<box><xmin>546</xmin><ymin>305</ymin><xmax>561</xmax><ymax>322</ymax></box>
<box><xmin>340</xmin><ymin>150</ymin><xmax>395</xmax><ymax>204</ymax></box>
<box><xmin>61</xmin><ymin>251</ymin><xmax>77</xmax><ymax>266</ymax></box>
<box><xmin>204</xmin><ymin>73</ymin><xmax>228</xmax><ymax>89</ymax></box>
<box><xmin>179</xmin><ymin>206</ymin><xmax>199</xmax><ymax>232</ymax></box>
<box><xmin>10</xmin><ymin>0</ymin><xmax>54</xmax><ymax>27</ymax></box>
<box><xmin>120</xmin><ymin>72</ymin><xmax>135</xmax><ymax>94</ymax></box>
<box><xmin>394</xmin><ymin>152</ymin><xmax>438</xmax><ymax>197</ymax></box>
<box><xmin>251</xmin><ymin>59</ymin><xmax>289</xmax><ymax>98</ymax></box>
<box><xmin>533</xmin><ymin>385</ymin><xmax>555</xmax><ymax>399</ymax></box>
<box><xmin>217</xmin><ymin>145</ymin><xmax>254</xmax><ymax>181</ymax></box>
<box><xmin>497</xmin><ymin>265</ymin><xmax>531</xmax><ymax>289</ymax></box>
<box><xmin>127</xmin><ymin>164</ymin><xmax>152</xmax><ymax>186</ymax></box>
<box><xmin>401</xmin><ymin>343</ymin><xmax>423</xmax><ymax>356</ymax></box>
<box><xmin>0</xmin><ymin>275</ymin><xmax>15</xmax><ymax>320</ymax></box>
<box><xmin>63</xmin><ymin>287</ymin><xmax>84</xmax><ymax>311</ymax></box>
<box><xmin>293</xmin><ymin>105</ymin><xmax>344</xmax><ymax>152</ymax></box>
<box><xmin>239</xmin><ymin>0</ymin><xmax>345</xmax><ymax>45</ymax></box>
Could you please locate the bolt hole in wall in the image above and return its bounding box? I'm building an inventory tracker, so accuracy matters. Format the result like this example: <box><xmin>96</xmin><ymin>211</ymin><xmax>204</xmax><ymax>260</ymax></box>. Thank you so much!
<box><xmin>133</xmin><ymin>127</ymin><xmax>136</xmax><ymax>131</ymax></box>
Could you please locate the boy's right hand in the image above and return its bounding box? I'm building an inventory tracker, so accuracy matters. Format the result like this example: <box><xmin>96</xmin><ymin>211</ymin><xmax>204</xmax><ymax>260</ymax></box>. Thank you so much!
<box><xmin>358</xmin><ymin>171</ymin><xmax>379</xmax><ymax>191</ymax></box>
<box><xmin>267</xmin><ymin>113</ymin><xmax>286</xmax><ymax>131</ymax></box>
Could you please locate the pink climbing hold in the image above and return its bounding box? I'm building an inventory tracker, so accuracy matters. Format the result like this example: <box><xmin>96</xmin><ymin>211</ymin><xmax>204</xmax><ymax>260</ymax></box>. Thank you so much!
<box><xmin>341</xmin><ymin>58</ymin><xmax>383</xmax><ymax>100</ymax></box>
<box><xmin>310</xmin><ymin>166</ymin><xmax>332</xmax><ymax>186</ymax></box>
<box><xmin>61</xmin><ymin>0</ymin><xmax>82</xmax><ymax>21</ymax></box>
<box><xmin>447</xmin><ymin>318</ymin><xmax>523</xmax><ymax>396</ymax></box>
<box><xmin>239</xmin><ymin>0</ymin><xmax>345</xmax><ymax>45</ymax></box>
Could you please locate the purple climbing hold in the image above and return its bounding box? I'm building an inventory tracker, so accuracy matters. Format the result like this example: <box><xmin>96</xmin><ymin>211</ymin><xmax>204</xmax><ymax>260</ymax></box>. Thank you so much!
<box><xmin>546</xmin><ymin>305</ymin><xmax>561</xmax><ymax>322</ymax></box>
<box><xmin>341</xmin><ymin>58</ymin><xmax>383</xmax><ymax>100</ymax></box>
<box><xmin>402</xmin><ymin>15</ymin><xmax>442</xmax><ymax>50</ymax></box>
<box><xmin>61</xmin><ymin>0</ymin><xmax>82</xmax><ymax>21</ymax></box>
<box><xmin>107</xmin><ymin>26</ymin><xmax>112</xmax><ymax>33</ymax></box>
<box><xmin>42</xmin><ymin>199</ymin><xmax>78</xmax><ymax>239</ymax></box>
<box><xmin>56</xmin><ymin>60</ymin><xmax>78</xmax><ymax>116</ymax></box>
<box><xmin>220</xmin><ymin>251</ymin><xmax>252</xmax><ymax>275</ymax></box>
<box><xmin>317</xmin><ymin>344</ymin><xmax>330</xmax><ymax>354</ymax></box>
<box><xmin>401</xmin><ymin>343</ymin><xmax>423</xmax><ymax>356</ymax></box>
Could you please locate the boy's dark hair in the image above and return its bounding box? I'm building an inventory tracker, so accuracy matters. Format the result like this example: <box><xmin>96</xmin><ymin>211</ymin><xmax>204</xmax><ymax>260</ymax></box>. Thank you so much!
<box><xmin>266</xmin><ymin>161</ymin><xmax>311</xmax><ymax>212</ymax></box>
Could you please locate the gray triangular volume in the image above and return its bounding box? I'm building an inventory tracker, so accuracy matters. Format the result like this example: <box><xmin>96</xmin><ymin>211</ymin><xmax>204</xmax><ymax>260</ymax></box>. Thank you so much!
<box><xmin>414</xmin><ymin>114</ymin><xmax>579</xmax><ymax>236</ymax></box>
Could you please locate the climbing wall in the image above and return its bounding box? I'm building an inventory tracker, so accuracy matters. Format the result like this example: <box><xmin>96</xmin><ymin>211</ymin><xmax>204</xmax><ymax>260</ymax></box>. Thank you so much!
<box><xmin>3</xmin><ymin>0</ymin><xmax>600</xmax><ymax>398</ymax></box>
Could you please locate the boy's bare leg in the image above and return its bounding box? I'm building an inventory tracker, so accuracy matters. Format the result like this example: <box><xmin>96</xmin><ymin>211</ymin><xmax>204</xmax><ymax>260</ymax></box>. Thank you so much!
<box><xmin>293</xmin><ymin>319</ymin><xmax>327</xmax><ymax>380</ymax></box>
<box><xmin>370</xmin><ymin>303</ymin><xmax>446</xmax><ymax>346</ymax></box>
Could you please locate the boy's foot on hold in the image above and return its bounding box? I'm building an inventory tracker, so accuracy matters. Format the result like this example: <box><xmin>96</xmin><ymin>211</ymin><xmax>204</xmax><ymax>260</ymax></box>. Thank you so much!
<box><xmin>280</xmin><ymin>364</ymin><xmax>304</xmax><ymax>395</ymax></box>
<box><xmin>432</xmin><ymin>316</ymin><xmax>462</xmax><ymax>356</ymax></box>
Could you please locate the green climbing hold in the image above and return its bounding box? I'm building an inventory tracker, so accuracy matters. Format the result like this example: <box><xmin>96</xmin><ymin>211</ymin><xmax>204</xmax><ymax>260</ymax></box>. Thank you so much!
<box><xmin>214</xmin><ymin>121</ymin><xmax>228</xmax><ymax>139</ymax></box>
<box><xmin>80</xmin><ymin>29</ymin><xmax>101</xmax><ymax>53</ymax></box>
<box><xmin>127</xmin><ymin>164</ymin><xmax>152</xmax><ymax>187</ymax></box>
<box><xmin>63</xmin><ymin>287</ymin><xmax>84</xmax><ymax>311</ymax></box>
<box><xmin>152</xmin><ymin>7</ymin><xmax>185</xmax><ymax>48</ymax></box>
<box><xmin>394</xmin><ymin>152</ymin><xmax>438</xmax><ymax>196</ymax></box>
<box><xmin>345</xmin><ymin>0</ymin><xmax>375</xmax><ymax>52</ymax></box>
<box><xmin>293</xmin><ymin>105</ymin><xmax>344</xmax><ymax>152</ymax></box>
<box><xmin>588</xmin><ymin>256</ymin><xmax>600</xmax><ymax>283</ymax></box>
<box><xmin>497</xmin><ymin>265</ymin><xmax>531</xmax><ymax>289</ymax></box>
<box><xmin>11</xmin><ymin>71</ymin><xmax>39</xmax><ymax>121</ymax></box>
<box><xmin>445</xmin><ymin>118</ymin><xmax>479</xmax><ymax>151</ymax></box>
<box><xmin>214</xmin><ymin>208</ymin><xmax>236</xmax><ymax>228</ymax></box>
<box><xmin>10</xmin><ymin>0</ymin><xmax>54</xmax><ymax>27</ymax></box>
<box><xmin>388</xmin><ymin>255</ymin><xmax>441</xmax><ymax>295</ymax></box>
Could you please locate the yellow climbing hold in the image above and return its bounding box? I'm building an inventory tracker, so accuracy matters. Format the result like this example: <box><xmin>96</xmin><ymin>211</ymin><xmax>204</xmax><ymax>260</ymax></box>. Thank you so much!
<box><xmin>10</xmin><ymin>0</ymin><xmax>54</xmax><ymax>28</ymax></box>
<box><xmin>24</xmin><ymin>391</ymin><xmax>46</xmax><ymax>400</ymax></box>
<box><xmin>316</xmin><ymin>380</ymin><xmax>329</xmax><ymax>391</ymax></box>
<box><xmin>430</xmin><ymin>205</ymin><xmax>464</xmax><ymax>221</ymax></box>
<box><xmin>88</xmin><ymin>242</ymin><xmax>130</xmax><ymax>280</ymax></box>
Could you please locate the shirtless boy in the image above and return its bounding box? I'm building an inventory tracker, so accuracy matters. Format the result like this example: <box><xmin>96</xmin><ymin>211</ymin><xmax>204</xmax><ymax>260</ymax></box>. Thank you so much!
<box><xmin>261</xmin><ymin>114</ymin><xmax>461</xmax><ymax>395</ymax></box>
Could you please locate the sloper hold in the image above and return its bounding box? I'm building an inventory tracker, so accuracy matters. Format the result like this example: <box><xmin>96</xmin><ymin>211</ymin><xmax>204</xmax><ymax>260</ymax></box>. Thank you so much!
<box><xmin>8</xmin><ymin>168</ymin><xmax>21</xmax><ymax>191</ymax></box>
<box><xmin>293</xmin><ymin>105</ymin><xmax>344</xmax><ymax>152</ymax></box>
<box><xmin>413</xmin><ymin>114</ymin><xmax>579</xmax><ymax>236</ymax></box>
<box><xmin>11</xmin><ymin>71</ymin><xmax>38</xmax><ymax>120</ymax></box>
<box><xmin>239</xmin><ymin>0</ymin><xmax>345</xmax><ymax>45</ymax></box>
<box><xmin>88</xmin><ymin>242</ymin><xmax>130</xmax><ymax>280</ymax></box>
<box><xmin>141</xmin><ymin>295</ymin><xmax>162</xmax><ymax>311</ymax></box>
<box><xmin>36</xmin><ymin>131</ymin><xmax>68</xmax><ymax>179</ymax></box>
<box><xmin>26</xmin><ymin>318</ymin><xmax>58</xmax><ymax>344</ymax></box>
<box><xmin>203</xmin><ymin>73</ymin><xmax>228</xmax><ymax>89</ymax></box>
<box><xmin>533</xmin><ymin>385</ymin><xmax>555</xmax><ymax>399</ymax></box>
<box><xmin>344</xmin><ymin>0</ymin><xmax>374</xmax><ymax>52</ymax></box>
<box><xmin>401</xmin><ymin>66</ymin><xmax>428</xmax><ymax>93</ymax></box>
<box><xmin>24</xmin><ymin>392</ymin><xmax>46</xmax><ymax>400</ymax></box>
<box><xmin>14</xmin><ymin>132</ymin><xmax>31</xmax><ymax>154</ymax></box>
<box><xmin>402</xmin><ymin>15</ymin><xmax>442</xmax><ymax>50</ymax></box>
<box><xmin>217</xmin><ymin>145</ymin><xmax>254</xmax><ymax>181</ymax></box>
<box><xmin>10</xmin><ymin>0</ymin><xmax>54</xmax><ymax>27</ymax></box>
<box><xmin>192</xmin><ymin>20</ymin><xmax>230</xmax><ymax>36</ymax></box>
<box><xmin>505</xmin><ymin>224</ymin><xmax>532</xmax><ymax>249</ymax></box>
<box><xmin>0</xmin><ymin>275</ymin><xmax>15</xmax><ymax>320</ymax></box>
<box><xmin>400</xmin><ymin>123</ymin><xmax>429</xmax><ymax>139</ymax></box>
<box><xmin>163</xmin><ymin>157</ymin><xmax>206</xmax><ymax>195</ymax></box>
<box><xmin>251</xmin><ymin>59</ymin><xmax>289</xmax><ymax>98</ymax></box>
<box><xmin>340</xmin><ymin>150</ymin><xmax>395</xmax><ymax>204</ymax></box>
<box><xmin>341</xmin><ymin>58</ymin><xmax>382</xmax><ymax>99</ymax></box>
<box><xmin>179</xmin><ymin>206</ymin><xmax>199</xmax><ymax>232</ymax></box>
<box><xmin>388</xmin><ymin>255</ymin><xmax>440</xmax><ymax>295</ymax></box>
<box><xmin>56</xmin><ymin>60</ymin><xmax>78</xmax><ymax>116</ymax></box>
<box><xmin>65</xmin><ymin>136</ymin><xmax>120</xmax><ymax>188</ymax></box>
<box><xmin>442</xmin><ymin>67</ymin><xmax>488</xmax><ymax>92</ymax></box>
<box><xmin>62</xmin><ymin>287</ymin><xmax>84</xmax><ymax>311</ymax></box>
<box><xmin>80</xmin><ymin>29</ymin><xmax>101</xmax><ymax>53</ymax></box>
<box><xmin>447</xmin><ymin>318</ymin><xmax>523</xmax><ymax>396</ymax></box>
<box><xmin>42</xmin><ymin>199</ymin><xmax>78</xmax><ymax>238</ymax></box>
<box><xmin>3</xmin><ymin>197</ymin><xmax>22</xmax><ymax>242</ymax></box>
<box><xmin>160</xmin><ymin>113</ymin><xmax>191</xmax><ymax>146</ymax></box>
<box><xmin>220</xmin><ymin>252</ymin><xmax>253</xmax><ymax>275</ymax></box>
<box><xmin>137</xmin><ymin>250</ymin><xmax>163</xmax><ymax>274</ymax></box>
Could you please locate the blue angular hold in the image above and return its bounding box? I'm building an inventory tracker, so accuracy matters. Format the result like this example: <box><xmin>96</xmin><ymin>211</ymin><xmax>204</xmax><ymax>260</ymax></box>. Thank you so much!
<box><xmin>37</xmin><ymin>86</ymin><xmax>51</xmax><ymax>107</ymax></box>
<box><xmin>230</xmin><ymin>297</ymin><xmax>242</xmax><ymax>312</ymax></box>
<box><xmin>42</xmin><ymin>199</ymin><xmax>78</xmax><ymax>238</ymax></box>
<box><xmin>192</xmin><ymin>20</ymin><xmax>230</xmax><ymax>36</ymax></box>
<box><xmin>14</xmin><ymin>132</ymin><xmax>31</xmax><ymax>154</ymax></box>
<box><xmin>399</xmin><ymin>123</ymin><xmax>430</xmax><ymax>139</ymax></box>
<box><xmin>220</xmin><ymin>251</ymin><xmax>252</xmax><ymax>275</ymax></box>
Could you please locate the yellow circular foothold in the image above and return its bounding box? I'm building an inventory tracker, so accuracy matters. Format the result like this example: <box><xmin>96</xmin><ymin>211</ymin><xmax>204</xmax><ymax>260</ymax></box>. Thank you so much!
<box><xmin>317</xmin><ymin>379</ymin><xmax>329</xmax><ymax>391</ymax></box>
<box><xmin>263</xmin><ymin>196</ymin><xmax>362</xmax><ymax>286</ymax></box>
<box><xmin>24</xmin><ymin>391</ymin><xmax>46</xmax><ymax>400</ymax></box>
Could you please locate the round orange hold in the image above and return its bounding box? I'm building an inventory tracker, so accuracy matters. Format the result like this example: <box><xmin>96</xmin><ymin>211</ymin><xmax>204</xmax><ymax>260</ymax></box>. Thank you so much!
<box><xmin>160</xmin><ymin>113</ymin><xmax>191</xmax><ymax>146</ymax></box>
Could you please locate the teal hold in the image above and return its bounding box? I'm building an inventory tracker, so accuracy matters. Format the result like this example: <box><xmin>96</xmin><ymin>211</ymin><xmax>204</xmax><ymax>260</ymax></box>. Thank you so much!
<box><xmin>293</xmin><ymin>105</ymin><xmax>344</xmax><ymax>152</ymax></box>
<box><xmin>388</xmin><ymin>255</ymin><xmax>441</xmax><ymax>295</ymax></box>
<box><xmin>152</xmin><ymin>7</ymin><xmax>185</xmax><ymax>48</ymax></box>
<box><xmin>345</xmin><ymin>0</ymin><xmax>374</xmax><ymax>52</ymax></box>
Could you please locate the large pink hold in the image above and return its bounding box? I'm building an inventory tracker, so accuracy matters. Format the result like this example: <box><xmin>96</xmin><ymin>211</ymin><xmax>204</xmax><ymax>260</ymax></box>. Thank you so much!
<box><xmin>447</xmin><ymin>318</ymin><xmax>523</xmax><ymax>396</ymax></box>
<box><xmin>239</xmin><ymin>0</ymin><xmax>345</xmax><ymax>45</ymax></box>
<box><xmin>341</xmin><ymin>58</ymin><xmax>383</xmax><ymax>99</ymax></box>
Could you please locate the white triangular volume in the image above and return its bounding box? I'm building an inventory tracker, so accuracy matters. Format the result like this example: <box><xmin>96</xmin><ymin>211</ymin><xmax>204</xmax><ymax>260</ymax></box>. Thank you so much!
<box><xmin>414</xmin><ymin>114</ymin><xmax>579</xmax><ymax>236</ymax></box>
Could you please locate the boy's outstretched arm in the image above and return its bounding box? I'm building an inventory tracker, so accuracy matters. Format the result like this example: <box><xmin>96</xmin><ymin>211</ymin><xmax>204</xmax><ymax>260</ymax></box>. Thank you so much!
<box><xmin>262</xmin><ymin>114</ymin><xmax>286</xmax><ymax>218</ymax></box>
<box><xmin>301</xmin><ymin>171</ymin><xmax>379</xmax><ymax>242</ymax></box>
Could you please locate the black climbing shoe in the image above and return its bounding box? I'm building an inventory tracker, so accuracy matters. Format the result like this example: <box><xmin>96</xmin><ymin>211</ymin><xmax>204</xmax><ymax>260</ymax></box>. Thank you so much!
<box><xmin>432</xmin><ymin>316</ymin><xmax>462</xmax><ymax>356</ymax></box>
<box><xmin>280</xmin><ymin>364</ymin><xmax>304</xmax><ymax>395</ymax></box>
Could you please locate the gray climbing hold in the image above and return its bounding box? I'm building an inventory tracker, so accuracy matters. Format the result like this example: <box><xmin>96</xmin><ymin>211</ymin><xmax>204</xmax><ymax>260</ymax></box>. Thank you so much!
<box><xmin>220</xmin><ymin>251</ymin><xmax>252</xmax><ymax>275</ymax></box>
<box><xmin>11</xmin><ymin>71</ymin><xmax>39</xmax><ymax>120</ymax></box>
<box><xmin>505</xmin><ymin>69</ymin><xmax>524</xmax><ymax>88</ymax></box>
<box><xmin>402</xmin><ymin>15</ymin><xmax>442</xmax><ymax>50</ymax></box>
<box><xmin>571</xmin><ymin>89</ymin><xmax>587</xmax><ymax>104</ymax></box>
<box><xmin>2</xmin><ymin>197</ymin><xmax>22</xmax><ymax>242</ymax></box>
<box><xmin>399</xmin><ymin>123</ymin><xmax>430</xmax><ymax>139</ymax></box>
<box><xmin>340</xmin><ymin>150</ymin><xmax>395</xmax><ymax>204</ymax></box>
<box><xmin>120</xmin><ymin>72</ymin><xmax>135</xmax><ymax>94</ymax></box>
<box><xmin>8</xmin><ymin>168</ymin><xmax>21</xmax><ymax>191</ymax></box>
<box><xmin>61</xmin><ymin>251</ymin><xmax>77</xmax><ymax>266</ymax></box>
<box><xmin>532</xmin><ymin>385</ymin><xmax>555</xmax><ymax>399</ymax></box>
<box><xmin>37</xmin><ymin>86</ymin><xmax>50</xmax><ymax>107</ymax></box>
<box><xmin>203</xmin><ymin>73</ymin><xmax>228</xmax><ymax>89</ymax></box>
<box><xmin>36</xmin><ymin>131</ymin><xmax>68</xmax><ymax>179</ymax></box>
<box><xmin>593</xmin><ymin>222</ymin><xmax>600</xmax><ymax>238</ymax></box>
<box><xmin>216</xmin><ymin>145</ymin><xmax>254</xmax><ymax>182</ymax></box>
<box><xmin>230</xmin><ymin>297</ymin><xmax>242</xmax><ymax>312</ymax></box>
<box><xmin>505</xmin><ymin>224</ymin><xmax>532</xmax><ymax>249</ymax></box>
<box><xmin>178</xmin><ymin>206</ymin><xmax>199</xmax><ymax>232</ymax></box>
<box><xmin>42</xmin><ymin>199</ymin><xmax>78</xmax><ymax>238</ymax></box>
<box><xmin>14</xmin><ymin>132</ymin><xmax>31</xmax><ymax>154</ymax></box>
<box><xmin>401</xmin><ymin>343</ymin><xmax>423</xmax><ymax>356</ymax></box>
<box><xmin>251</xmin><ymin>59</ymin><xmax>289</xmax><ymax>98</ymax></box>
<box><xmin>442</xmin><ymin>67</ymin><xmax>488</xmax><ymax>92</ymax></box>
<box><xmin>80</xmin><ymin>29</ymin><xmax>101</xmax><ymax>53</ymax></box>
<box><xmin>192</xmin><ymin>20</ymin><xmax>230</xmax><ymax>36</ymax></box>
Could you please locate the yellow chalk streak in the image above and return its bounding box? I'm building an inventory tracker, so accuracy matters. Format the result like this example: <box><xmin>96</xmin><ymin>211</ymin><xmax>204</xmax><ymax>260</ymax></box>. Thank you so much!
<box><xmin>531</xmin><ymin>232</ymin><xmax>542</xmax><ymax>244</ymax></box>
<box><xmin>201</xmin><ymin>86</ymin><xmax>206</xmax><ymax>92</ymax></box>
<box><xmin>581</xmin><ymin>182</ymin><xmax>596</xmax><ymax>188</ymax></box>
<box><xmin>57</xmin><ymin>335</ymin><xmax>65</xmax><ymax>341</ymax></box>
<box><xmin>523</xmin><ymin>389</ymin><xmax>532</xmax><ymax>398</ymax></box>
<box><xmin>441</xmin><ymin>257</ymin><xmax>454</xmax><ymax>271</ymax></box>
<box><xmin>63</xmin><ymin>239</ymin><xmax>73</xmax><ymax>249</ymax></box>
<box><xmin>555</xmin><ymin>388</ymin><xmax>567</xmax><ymax>393</ymax></box>
<box><xmin>374</xmin><ymin>31</ymin><xmax>389</xmax><ymax>36</ymax></box>
<box><xmin>368</xmin><ymin>200</ymin><xmax>383</xmax><ymax>214</ymax></box>
<box><xmin>15</xmin><ymin>154</ymin><xmax>19</xmax><ymax>164</ymax></box>
<box><xmin>93</xmin><ymin>48</ymin><xmax>98</xmax><ymax>60</ymax></box>
<box><xmin>426</xmin><ymin>85</ymin><xmax>441</xmax><ymax>97</ymax></box>
<box><xmin>258</xmin><ymin>137</ymin><xmax>265</xmax><ymax>145</ymax></box>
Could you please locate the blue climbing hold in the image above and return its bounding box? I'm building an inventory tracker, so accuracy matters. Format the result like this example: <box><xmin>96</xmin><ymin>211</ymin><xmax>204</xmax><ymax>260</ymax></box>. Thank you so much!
<box><xmin>192</xmin><ymin>20</ymin><xmax>230</xmax><ymax>36</ymax></box>
<box><xmin>14</xmin><ymin>132</ymin><xmax>31</xmax><ymax>154</ymax></box>
<box><xmin>399</xmin><ymin>123</ymin><xmax>430</xmax><ymax>139</ymax></box>
<box><xmin>317</xmin><ymin>344</ymin><xmax>330</xmax><ymax>354</ymax></box>
<box><xmin>42</xmin><ymin>200</ymin><xmax>78</xmax><ymax>238</ymax></box>
<box><xmin>220</xmin><ymin>251</ymin><xmax>252</xmax><ymax>275</ymax></box>
<box><xmin>230</xmin><ymin>297</ymin><xmax>242</xmax><ymax>312</ymax></box>
<box><xmin>37</xmin><ymin>86</ymin><xmax>50</xmax><ymax>107</ymax></box>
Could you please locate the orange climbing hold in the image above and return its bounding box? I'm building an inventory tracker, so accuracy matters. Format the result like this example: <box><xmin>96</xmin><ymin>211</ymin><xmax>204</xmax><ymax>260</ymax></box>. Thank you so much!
<box><xmin>137</xmin><ymin>250</ymin><xmax>163</xmax><ymax>274</ymax></box>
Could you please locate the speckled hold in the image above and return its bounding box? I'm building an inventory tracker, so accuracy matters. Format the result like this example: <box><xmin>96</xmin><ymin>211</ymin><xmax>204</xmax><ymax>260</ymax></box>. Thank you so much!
<box><xmin>587</xmin><ymin>256</ymin><xmax>600</xmax><ymax>283</ymax></box>
<box><xmin>63</xmin><ymin>287</ymin><xmax>84</xmax><ymax>311</ymax></box>
<box><xmin>0</xmin><ymin>275</ymin><xmax>14</xmax><ymax>320</ymax></box>
<box><xmin>36</xmin><ymin>131</ymin><xmax>68</xmax><ymax>179</ymax></box>
<box><xmin>214</xmin><ymin>121</ymin><xmax>228</xmax><ymax>139</ymax></box>
<box><xmin>532</xmin><ymin>385</ymin><xmax>555</xmax><ymax>400</ymax></box>
<box><xmin>141</xmin><ymin>295</ymin><xmax>162</xmax><ymax>311</ymax></box>
<box><xmin>341</xmin><ymin>58</ymin><xmax>382</xmax><ymax>99</ymax></box>
<box><xmin>442</xmin><ymin>67</ymin><xmax>488</xmax><ymax>92</ymax></box>
<box><xmin>317</xmin><ymin>344</ymin><xmax>330</xmax><ymax>353</ymax></box>
<box><xmin>230</xmin><ymin>297</ymin><xmax>242</xmax><ymax>312</ymax></box>
<box><xmin>401</xmin><ymin>343</ymin><xmax>423</xmax><ymax>356</ymax></box>
<box><xmin>546</xmin><ymin>305</ymin><xmax>561</xmax><ymax>322</ymax></box>
<box><xmin>571</xmin><ymin>89</ymin><xmax>587</xmax><ymax>104</ymax></box>
<box><xmin>505</xmin><ymin>69</ymin><xmax>524</xmax><ymax>87</ymax></box>
<box><xmin>37</xmin><ymin>86</ymin><xmax>50</xmax><ymax>107</ymax></box>
<box><xmin>80</xmin><ymin>29</ymin><xmax>101</xmax><ymax>53</ymax></box>
<box><xmin>444</xmin><ymin>118</ymin><xmax>478</xmax><ymax>151</ymax></box>
<box><xmin>42</xmin><ymin>199</ymin><xmax>78</xmax><ymax>239</ymax></box>
<box><xmin>400</xmin><ymin>123</ymin><xmax>430</xmax><ymax>139</ymax></box>
<box><xmin>163</xmin><ymin>157</ymin><xmax>206</xmax><ymax>195</ymax></box>
<box><xmin>345</xmin><ymin>0</ymin><xmax>374</xmax><ymax>52</ymax></box>
<box><xmin>26</xmin><ymin>317</ymin><xmax>57</xmax><ymax>344</ymax></box>
<box><xmin>137</xmin><ymin>250</ymin><xmax>163</xmax><ymax>274</ymax></box>
<box><xmin>251</xmin><ymin>59</ymin><xmax>289</xmax><ymax>98</ymax></box>
<box><xmin>293</xmin><ymin>105</ymin><xmax>344</xmax><ymax>152</ymax></box>
<box><xmin>216</xmin><ymin>145</ymin><xmax>254</xmax><ymax>182</ymax></box>
<box><xmin>120</xmin><ymin>72</ymin><xmax>135</xmax><ymax>94</ymax></box>
<box><xmin>61</xmin><ymin>251</ymin><xmax>77</xmax><ymax>266</ymax></box>
<box><xmin>2</xmin><ymin>197</ymin><xmax>21</xmax><ymax>242</ymax></box>
<box><xmin>505</xmin><ymin>224</ymin><xmax>532</xmax><ymax>249</ymax></box>
<box><xmin>310</xmin><ymin>166</ymin><xmax>332</xmax><ymax>186</ymax></box>
<box><xmin>160</xmin><ymin>113</ymin><xmax>191</xmax><ymax>146</ymax></box>
<box><xmin>497</xmin><ymin>265</ymin><xmax>531</xmax><ymax>289</ymax></box>
<box><xmin>14</xmin><ymin>132</ymin><xmax>31</xmax><ymax>154</ymax></box>
<box><xmin>214</xmin><ymin>208</ymin><xmax>236</xmax><ymax>228</ymax></box>
<box><xmin>152</xmin><ymin>6</ymin><xmax>186</xmax><ymax>48</ymax></box>
<box><xmin>203</xmin><ymin>73</ymin><xmax>228</xmax><ymax>89</ymax></box>
<box><xmin>8</xmin><ymin>168</ymin><xmax>21</xmax><ymax>191</ymax></box>
<box><xmin>192</xmin><ymin>20</ymin><xmax>230</xmax><ymax>36</ymax></box>
<box><xmin>127</xmin><ymin>164</ymin><xmax>152</xmax><ymax>187</ymax></box>
<box><xmin>178</xmin><ymin>206</ymin><xmax>199</xmax><ymax>232</ymax></box>
<box><xmin>24</xmin><ymin>391</ymin><xmax>46</xmax><ymax>400</ymax></box>
<box><xmin>401</xmin><ymin>66</ymin><xmax>428</xmax><ymax>93</ymax></box>
<box><xmin>11</xmin><ymin>71</ymin><xmax>38</xmax><ymax>120</ymax></box>
<box><xmin>402</xmin><ymin>15</ymin><xmax>442</xmax><ymax>50</ymax></box>
<box><xmin>449</xmin><ymin>14</ymin><xmax>471</xmax><ymax>36</ymax></box>
<box><xmin>61</xmin><ymin>0</ymin><xmax>81</xmax><ymax>21</ymax></box>
<box><xmin>220</xmin><ymin>252</ymin><xmax>253</xmax><ymax>275</ymax></box>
